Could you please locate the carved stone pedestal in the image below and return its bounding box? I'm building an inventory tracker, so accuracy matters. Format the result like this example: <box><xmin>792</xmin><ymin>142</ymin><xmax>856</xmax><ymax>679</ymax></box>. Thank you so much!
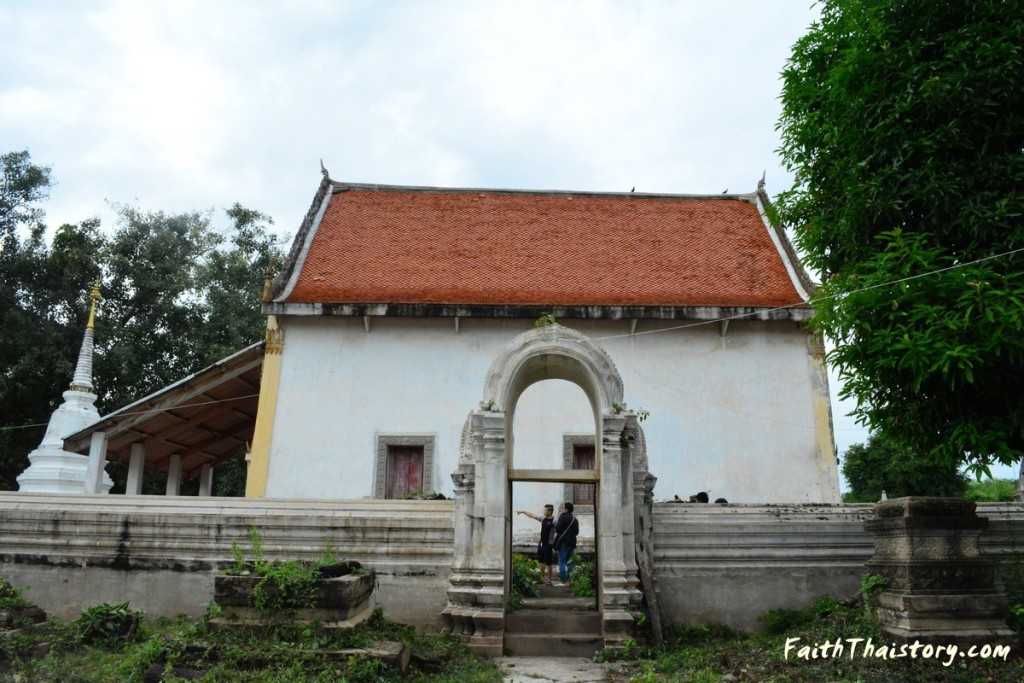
<box><xmin>865</xmin><ymin>497</ymin><xmax>1017</xmax><ymax>647</ymax></box>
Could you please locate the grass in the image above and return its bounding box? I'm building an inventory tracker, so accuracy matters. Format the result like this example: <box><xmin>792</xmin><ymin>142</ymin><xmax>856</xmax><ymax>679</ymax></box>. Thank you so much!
<box><xmin>0</xmin><ymin>604</ymin><xmax>503</xmax><ymax>682</ymax></box>
<box><xmin>5</xmin><ymin>577</ymin><xmax>1024</xmax><ymax>682</ymax></box>
<box><xmin>606</xmin><ymin>590</ymin><xmax>1024</xmax><ymax>683</ymax></box>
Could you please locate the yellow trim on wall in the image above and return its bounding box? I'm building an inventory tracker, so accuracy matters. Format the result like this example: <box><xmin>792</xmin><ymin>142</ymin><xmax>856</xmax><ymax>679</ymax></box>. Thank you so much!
<box><xmin>807</xmin><ymin>334</ymin><xmax>840</xmax><ymax>501</ymax></box>
<box><xmin>245</xmin><ymin>315</ymin><xmax>283</xmax><ymax>497</ymax></box>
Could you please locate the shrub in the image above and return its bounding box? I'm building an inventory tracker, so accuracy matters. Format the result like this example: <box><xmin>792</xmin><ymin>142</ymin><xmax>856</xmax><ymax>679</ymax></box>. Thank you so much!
<box><xmin>0</xmin><ymin>578</ymin><xmax>31</xmax><ymax>611</ymax></box>
<box><xmin>224</xmin><ymin>527</ymin><xmax>354</xmax><ymax>614</ymax></box>
<box><xmin>757</xmin><ymin>607</ymin><xmax>814</xmax><ymax>636</ymax></box>
<box><xmin>570</xmin><ymin>554</ymin><xmax>597</xmax><ymax>597</ymax></box>
<box><xmin>509</xmin><ymin>553</ymin><xmax>541</xmax><ymax>609</ymax></box>
<box><xmin>74</xmin><ymin>601</ymin><xmax>142</xmax><ymax>648</ymax></box>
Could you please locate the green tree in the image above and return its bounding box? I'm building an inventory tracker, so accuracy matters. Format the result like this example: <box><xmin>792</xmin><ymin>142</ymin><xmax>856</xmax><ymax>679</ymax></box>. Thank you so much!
<box><xmin>0</xmin><ymin>152</ymin><xmax>100</xmax><ymax>489</ymax></box>
<box><xmin>964</xmin><ymin>478</ymin><xmax>1018</xmax><ymax>503</ymax></box>
<box><xmin>841</xmin><ymin>433</ymin><xmax>967</xmax><ymax>503</ymax></box>
<box><xmin>0</xmin><ymin>151</ymin><xmax>286</xmax><ymax>492</ymax></box>
<box><xmin>0</xmin><ymin>149</ymin><xmax>51</xmax><ymax>241</ymax></box>
<box><xmin>193</xmin><ymin>203</ymin><xmax>285</xmax><ymax>365</ymax></box>
<box><xmin>776</xmin><ymin>0</ymin><xmax>1024</xmax><ymax>477</ymax></box>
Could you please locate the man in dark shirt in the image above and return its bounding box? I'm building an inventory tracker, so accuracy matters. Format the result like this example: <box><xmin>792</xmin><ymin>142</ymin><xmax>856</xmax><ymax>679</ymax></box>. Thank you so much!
<box><xmin>553</xmin><ymin>502</ymin><xmax>578</xmax><ymax>586</ymax></box>
<box><xmin>516</xmin><ymin>504</ymin><xmax>556</xmax><ymax>584</ymax></box>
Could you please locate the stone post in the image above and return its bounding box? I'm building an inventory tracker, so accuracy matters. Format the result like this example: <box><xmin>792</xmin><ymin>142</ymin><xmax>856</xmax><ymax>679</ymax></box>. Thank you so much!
<box><xmin>441</xmin><ymin>410</ymin><xmax>505</xmax><ymax>656</ymax></box>
<box><xmin>598</xmin><ymin>413</ymin><xmax>636</xmax><ymax>645</ymax></box>
<box><xmin>618</xmin><ymin>415</ymin><xmax>641</xmax><ymax>606</ymax></box>
<box><xmin>865</xmin><ymin>497</ymin><xmax>1016</xmax><ymax>646</ymax></box>
<box><xmin>441</xmin><ymin>463</ymin><xmax>476</xmax><ymax>638</ymax></box>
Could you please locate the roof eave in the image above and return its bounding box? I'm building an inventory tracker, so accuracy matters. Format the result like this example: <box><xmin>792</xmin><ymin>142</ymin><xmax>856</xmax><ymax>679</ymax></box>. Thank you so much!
<box><xmin>262</xmin><ymin>301</ymin><xmax>814</xmax><ymax>322</ymax></box>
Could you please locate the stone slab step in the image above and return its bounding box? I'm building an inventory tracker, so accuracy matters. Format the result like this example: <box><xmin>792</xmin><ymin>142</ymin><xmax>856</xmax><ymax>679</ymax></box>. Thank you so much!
<box><xmin>520</xmin><ymin>596</ymin><xmax>596</xmax><ymax>611</ymax></box>
<box><xmin>504</xmin><ymin>633</ymin><xmax>604</xmax><ymax>658</ymax></box>
<box><xmin>505</xmin><ymin>608</ymin><xmax>601</xmax><ymax>633</ymax></box>
<box><xmin>536</xmin><ymin>584</ymin><xmax>587</xmax><ymax>599</ymax></box>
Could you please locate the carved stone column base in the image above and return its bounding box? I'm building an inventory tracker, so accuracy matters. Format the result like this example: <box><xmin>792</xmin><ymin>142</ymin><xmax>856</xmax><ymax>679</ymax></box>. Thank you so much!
<box><xmin>876</xmin><ymin>591</ymin><xmax>1016</xmax><ymax>647</ymax></box>
<box><xmin>601</xmin><ymin>609</ymin><xmax>636</xmax><ymax>650</ymax></box>
<box><xmin>865</xmin><ymin>497</ymin><xmax>1018</xmax><ymax>648</ymax></box>
<box><xmin>440</xmin><ymin>606</ymin><xmax>505</xmax><ymax>656</ymax></box>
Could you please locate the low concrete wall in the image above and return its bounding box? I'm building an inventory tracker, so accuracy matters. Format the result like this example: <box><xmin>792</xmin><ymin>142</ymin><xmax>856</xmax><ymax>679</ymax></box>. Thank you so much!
<box><xmin>0</xmin><ymin>493</ymin><xmax>453</xmax><ymax>629</ymax></box>
<box><xmin>652</xmin><ymin>503</ymin><xmax>874</xmax><ymax>631</ymax></box>
<box><xmin>1</xmin><ymin>494</ymin><xmax>1021</xmax><ymax>632</ymax></box>
<box><xmin>652</xmin><ymin>502</ymin><xmax>1024</xmax><ymax>631</ymax></box>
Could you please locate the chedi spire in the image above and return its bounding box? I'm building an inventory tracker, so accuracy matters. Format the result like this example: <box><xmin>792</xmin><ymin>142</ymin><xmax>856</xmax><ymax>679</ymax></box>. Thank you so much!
<box><xmin>16</xmin><ymin>280</ymin><xmax>113</xmax><ymax>493</ymax></box>
<box><xmin>68</xmin><ymin>280</ymin><xmax>100</xmax><ymax>393</ymax></box>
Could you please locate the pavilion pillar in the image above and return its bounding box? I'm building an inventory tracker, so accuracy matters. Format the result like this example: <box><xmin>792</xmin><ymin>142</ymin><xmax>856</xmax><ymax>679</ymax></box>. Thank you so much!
<box><xmin>165</xmin><ymin>454</ymin><xmax>182</xmax><ymax>496</ymax></box>
<box><xmin>83</xmin><ymin>431</ymin><xmax>108</xmax><ymax>495</ymax></box>
<box><xmin>126</xmin><ymin>443</ymin><xmax>145</xmax><ymax>495</ymax></box>
<box><xmin>198</xmin><ymin>463</ymin><xmax>214</xmax><ymax>497</ymax></box>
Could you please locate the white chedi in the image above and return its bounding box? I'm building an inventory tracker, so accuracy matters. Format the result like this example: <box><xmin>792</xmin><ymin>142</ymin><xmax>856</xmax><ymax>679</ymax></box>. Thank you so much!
<box><xmin>16</xmin><ymin>283</ymin><xmax>113</xmax><ymax>494</ymax></box>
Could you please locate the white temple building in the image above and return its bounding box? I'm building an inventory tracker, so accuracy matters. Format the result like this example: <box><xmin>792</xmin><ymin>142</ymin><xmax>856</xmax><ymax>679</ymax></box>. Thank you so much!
<box><xmin>47</xmin><ymin>175</ymin><xmax>840</xmax><ymax>524</ymax></box>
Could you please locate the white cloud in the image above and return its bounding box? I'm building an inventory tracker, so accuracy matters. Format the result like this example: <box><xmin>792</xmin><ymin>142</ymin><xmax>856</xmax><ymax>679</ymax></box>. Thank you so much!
<box><xmin>4</xmin><ymin>0</ymin><xmax>1014</xmax><ymax>483</ymax></box>
<box><xmin>1</xmin><ymin>0</ymin><xmax>821</xmax><ymax>229</ymax></box>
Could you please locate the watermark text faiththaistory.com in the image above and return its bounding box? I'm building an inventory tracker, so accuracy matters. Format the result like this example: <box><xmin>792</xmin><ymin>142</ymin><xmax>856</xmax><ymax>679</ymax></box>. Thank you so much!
<box><xmin>784</xmin><ymin>637</ymin><xmax>1012</xmax><ymax>667</ymax></box>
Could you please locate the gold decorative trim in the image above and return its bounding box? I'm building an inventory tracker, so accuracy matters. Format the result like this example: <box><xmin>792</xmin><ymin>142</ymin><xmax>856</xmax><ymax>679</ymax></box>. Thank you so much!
<box><xmin>265</xmin><ymin>327</ymin><xmax>284</xmax><ymax>354</ymax></box>
<box><xmin>807</xmin><ymin>333</ymin><xmax>826</xmax><ymax>358</ymax></box>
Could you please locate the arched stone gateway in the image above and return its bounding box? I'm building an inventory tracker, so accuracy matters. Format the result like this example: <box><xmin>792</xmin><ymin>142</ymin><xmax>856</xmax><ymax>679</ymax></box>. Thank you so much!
<box><xmin>442</xmin><ymin>324</ymin><xmax>655</xmax><ymax>655</ymax></box>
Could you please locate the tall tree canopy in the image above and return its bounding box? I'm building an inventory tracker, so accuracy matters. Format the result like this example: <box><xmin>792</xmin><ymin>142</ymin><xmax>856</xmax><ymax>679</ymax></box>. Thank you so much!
<box><xmin>0</xmin><ymin>150</ymin><xmax>286</xmax><ymax>490</ymax></box>
<box><xmin>841</xmin><ymin>434</ymin><xmax>967</xmax><ymax>503</ymax></box>
<box><xmin>775</xmin><ymin>1</ymin><xmax>1024</xmax><ymax>476</ymax></box>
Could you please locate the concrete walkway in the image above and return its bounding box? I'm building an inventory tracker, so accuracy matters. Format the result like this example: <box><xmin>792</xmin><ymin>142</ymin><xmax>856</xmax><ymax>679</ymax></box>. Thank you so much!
<box><xmin>497</xmin><ymin>655</ymin><xmax>625</xmax><ymax>683</ymax></box>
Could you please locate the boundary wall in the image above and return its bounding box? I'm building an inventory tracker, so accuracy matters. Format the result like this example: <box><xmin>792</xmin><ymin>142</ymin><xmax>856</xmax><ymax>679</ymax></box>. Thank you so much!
<box><xmin>1</xmin><ymin>494</ymin><xmax>1021</xmax><ymax>631</ymax></box>
<box><xmin>0</xmin><ymin>494</ymin><xmax>453</xmax><ymax>628</ymax></box>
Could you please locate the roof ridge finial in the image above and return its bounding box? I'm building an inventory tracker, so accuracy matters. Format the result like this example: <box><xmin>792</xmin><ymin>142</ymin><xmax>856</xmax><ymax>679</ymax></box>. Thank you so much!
<box><xmin>320</xmin><ymin>158</ymin><xmax>329</xmax><ymax>179</ymax></box>
<box><xmin>758</xmin><ymin>170</ymin><xmax>766</xmax><ymax>193</ymax></box>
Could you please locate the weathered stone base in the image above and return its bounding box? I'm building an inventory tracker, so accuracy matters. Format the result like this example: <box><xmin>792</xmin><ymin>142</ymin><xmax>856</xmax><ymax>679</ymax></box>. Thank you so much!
<box><xmin>865</xmin><ymin>497</ymin><xmax>1020</xmax><ymax>650</ymax></box>
<box><xmin>0</xmin><ymin>605</ymin><xmax>47</xmax><ymax>629</ymax></box>
<box><xmin>212</xmin><ymin>572</ymin><xmax>375</xmax><ymax>630</ymax></box>
<box><xmin>876</xmin><ymin>591</ymin><xmax>1017</xmax><ymax>648</ymax></box>
<box><xmin>209</xmin><ymin>602</ymin><xmax>374</xmax><ymax>633</ymax></box>
<box><xmin>16</xmin><ymin>450</ymin><xmax>113</xmax><ymax>494</ymax></box>
<box><xmin>442</xmin><ymin>606</ymin><xmax>505</xmax><ymax>656</ymax></box>
<box><xmin>601</xmin><ymin>609</ymin><xmax>636</xmax><ymax>650</ymax></box>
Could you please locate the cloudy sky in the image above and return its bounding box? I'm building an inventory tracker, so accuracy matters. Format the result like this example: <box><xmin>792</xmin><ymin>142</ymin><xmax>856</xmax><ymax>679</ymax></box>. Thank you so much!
<box><xmin>4</xmin><ymin>1</ymin><xmax>1010</xmax><ymax>481</ymax></box>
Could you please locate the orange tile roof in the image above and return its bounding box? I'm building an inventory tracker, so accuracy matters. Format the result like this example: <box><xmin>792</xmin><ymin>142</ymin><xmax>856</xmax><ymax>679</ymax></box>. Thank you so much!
<box><xmin>281</xmin><ymin>185</ymin><xmax>808</xmax><ymax>309</ymax></box>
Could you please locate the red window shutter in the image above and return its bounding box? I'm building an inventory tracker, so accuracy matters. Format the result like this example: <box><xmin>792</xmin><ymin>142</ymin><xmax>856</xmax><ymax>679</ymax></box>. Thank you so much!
<box><xmin>386</xmin><ymin>446</ymin><xmax>424</xmax><ymax>498</ymax></box>
<box><xmin>572</xmin><ymin>445</ymin><xmax>596</xmax><ymax>506</ymax></box>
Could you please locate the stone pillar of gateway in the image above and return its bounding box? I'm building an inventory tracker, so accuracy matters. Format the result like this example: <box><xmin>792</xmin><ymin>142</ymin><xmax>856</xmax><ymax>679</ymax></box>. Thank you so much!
<box><xmin>442</xmin><ymin>323</ymin><xmax>652</xmax><ymax>655</ymax></box>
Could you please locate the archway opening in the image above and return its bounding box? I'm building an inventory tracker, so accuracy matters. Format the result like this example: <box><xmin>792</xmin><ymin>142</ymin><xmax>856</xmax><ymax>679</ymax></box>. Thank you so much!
<box><xmin>510</xmin><ymin>379</ymin><xmax>599</xmax><ymax>604</ymax></box>
<box><xmin>444</xmin><ymin>324</ymin><xmax>641</xmax><ymax>656</ymax></box>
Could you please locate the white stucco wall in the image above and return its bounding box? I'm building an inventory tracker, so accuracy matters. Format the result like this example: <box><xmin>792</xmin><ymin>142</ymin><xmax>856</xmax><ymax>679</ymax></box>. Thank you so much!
<box><xmin>264</xmin><ymin>317</ymin><xmax>840</xmax><ymax>535</ymax></box>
